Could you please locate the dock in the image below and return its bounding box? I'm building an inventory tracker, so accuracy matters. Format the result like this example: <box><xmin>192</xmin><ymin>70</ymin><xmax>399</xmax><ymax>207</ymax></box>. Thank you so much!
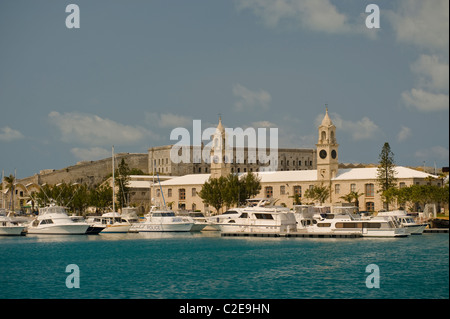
<box><xmin>423</xmin><ymin>228</ymin><xmax>449</xmax><ymax>233</ymax></box>
<box><xmin>221</xmin><ymin>231</ymin><xmax>362</xmax><ymax>238</ymax></box>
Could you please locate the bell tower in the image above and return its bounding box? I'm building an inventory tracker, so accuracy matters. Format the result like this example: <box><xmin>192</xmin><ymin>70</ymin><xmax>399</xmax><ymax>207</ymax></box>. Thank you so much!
<box><xmin>210</xmin><ymin>116</ymin><xmax>231</xmax><ymax>179</ymax></box>
<box><xmin>316</xmin><ymin>107</ymin><xmax>339</xmax><ymax>181</ymax></box>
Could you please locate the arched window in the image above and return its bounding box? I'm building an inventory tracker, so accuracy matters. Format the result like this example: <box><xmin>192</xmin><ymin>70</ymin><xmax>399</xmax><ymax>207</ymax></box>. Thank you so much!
<box><xmin>321</xmin><ymin>131</ymin><xmax>326</xmax><ymax>141</ymax></box>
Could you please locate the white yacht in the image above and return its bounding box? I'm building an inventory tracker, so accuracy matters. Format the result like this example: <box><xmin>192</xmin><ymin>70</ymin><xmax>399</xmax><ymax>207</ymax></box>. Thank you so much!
<box><xmin>375</xmin><ymin>210</ymin><xmax>427</xmax><ymax>235</ymax></box>
<box><xmin>186</xmin><ymin>212</ymin><xmax>209</xmax><ymax>232</ymax></box>
<box><xmin>215</xmin><ymin>199</ymin><xmax>297</xmax><ymax>234</ymax></box>
<box><xmin>0</xmin><ymin>209</ymin><xmax>26</xmax><ymax>236</ymax></box>
<box><xmin>133</xmin><ymin>206</ymin><xmax>193</xmax><ymax>232</ymax></box>
<box><xmin>308</xmin><ymin>210</ymin><xmax>408</xmax><ymax>237</ymax></box>
<box><xmin>292</xmin><ymin>205</ymin><xmax>317</xmax><ymax>230</ymax></box>
<box><xmin>86</xmin><ymin>212</ymin><xmax>132</xmax><ymax>233</ymax></box>
<box><xmin>27</xmin><ymin>205</ymin><xmax>90</xmax><ymax>235</ymax></box>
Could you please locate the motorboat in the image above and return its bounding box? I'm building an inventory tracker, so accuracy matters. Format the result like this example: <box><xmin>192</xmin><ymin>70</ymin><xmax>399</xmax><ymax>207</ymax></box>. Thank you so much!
<box><xmin>307</xmin><ymin>210</ymin><xmax>408</xmax><ymax>237</ymax></box>
<box><xmin>27</xmin><ymin>205</ymin><xmax>90</xmax><ymax>235</ymax></box>
<box><xmin>70</xmin><ymin>215</ymin><xmax>103</xmax><ymax>235</ymax></box>
<box><xmin>0</xmin><ymin>209</ymin><xmax>26</xmax><ymax>236</ymax></box>
<box><xmin>86</xmin><ymin>212</ymin><xmax>132</xmax><ymax>233</ymax></box>
<box><xmin>133</xmin><ymin>206</ymin><xmax>193</xmax><ymax>232</ymax></box>
<box><xmin>215</xmin><ymin>198</ymin><xmax>297</xmax><ymax>234</ymax></box>
<box><xmin>186</xmin><ymin>212</ymin><xmax>209</xmax><ymax>232</ymax></box>
<box><xmin>376</xmin><ymin>210</ymin><xmax>427</xmax><ymax>235</ymax></box>
<box><xmin>292</xmin><ymin>205</ymin><xmax>317</xmax><ymax>230</ymax></box>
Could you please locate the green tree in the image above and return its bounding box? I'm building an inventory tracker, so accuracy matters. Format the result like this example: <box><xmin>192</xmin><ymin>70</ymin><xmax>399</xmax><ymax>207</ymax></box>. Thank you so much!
<box><xmin>198</xmin><ymin>172</ymin><xmax>261</xmax><ymax>214</ymax></box>
<box><xmin>340</xmin><ymin>191</ymin><xmax>363</xmax><ymax>210</ymax></box>
<box><xmin>304</xmin><ymin>185</ymin><xmax>330</xmax><ymax>205</ymax></box>
<box><xmin>115</xmin><ymin>158</ymin><xmax>130</xmax><ymax>208</ymax></box>
<box><xmin>89</xmin><ymin>184</ymin><xmax>113</xmax><ymax>214</ymax></box>
<box><xmin>377</xmin><ymin>142</ymin><xmax>397</xmax><ymax>210</ymax></box>
<box><xmin>3</xmin><ymin>174</ymin><xmax>16</xmax><ymax>210</ymax></box>
<box><xmin>198</xmin><ymin>176</ymin><xmax>227</xmax><ymax>214</ymax></box>
<box><xmin>238</xmin><ymin>172</ymin><xmax>261</xmax><ymax>206</ymax></box>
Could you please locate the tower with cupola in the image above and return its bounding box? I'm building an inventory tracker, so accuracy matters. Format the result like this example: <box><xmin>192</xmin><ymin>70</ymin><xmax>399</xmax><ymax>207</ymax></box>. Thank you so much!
<box><xmin>210</xmin><ymin>116</ymin><xmax>231</xmax><ymax>179</ymax></box>
<box><xmin>316</xmin><ymin>107</ymin><xmax>339</xmax><ymax>182</ymax></box>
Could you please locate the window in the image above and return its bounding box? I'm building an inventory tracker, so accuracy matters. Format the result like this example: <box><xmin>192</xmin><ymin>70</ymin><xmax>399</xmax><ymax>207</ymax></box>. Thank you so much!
<box><xmin>192</xmin><ymin>188</ymin><xmax>197</xmax><ymax>197</ymax></box>
<box><xmin>399</xmin><ymin>182</ymin><xmax>406</xmax><ymax>188</ymax></box>
<box><xmin>366</xmin><ymin>202</ymin><xmax>375</xmax><ymax>211</ymax></box>
<box><xmin>365</xmin><ymin>183</ymin><xmax>375</xmax><ymax>197</ymax></box>
<box><xmin>156</xmin><ymin>189</ymin><xmax>160</xmax><ymax>197</ymax></box>
<box><xmin>168</xmin><ymin>188</ymin><xmax>172</xmax><ymax>197</ymax></box>
<box><xmin>335</xmin><ymin>184</ymin><xmax>340</xmax><ymax>194</ymax></box>
<box><xmin>255</xmin><ymin>213</ymin><xmax>274</xmax><ymax>220</ymax></box>
<box><xmin>179</xmin><ymin>188</ymin><xmax>186</xmax><ymax>201</ymax></box>
<box><xmin>265</xmin><ymin>186</ymin><xmax>273</xmax><ymax>198</ymax></box>
<box><xmin>350</xmin><ymin>184</ymin><xmax>356</xmax><ymax>192</ymax></box>
<box><xmin>280</xmin><ymin>185</ymin><xmax>286</xmax><ymax>195</ymax></box>
<box><xmin>293</xmin><ymin>186</ymin><xmax>302</xmax><ymax>197</ymax></box>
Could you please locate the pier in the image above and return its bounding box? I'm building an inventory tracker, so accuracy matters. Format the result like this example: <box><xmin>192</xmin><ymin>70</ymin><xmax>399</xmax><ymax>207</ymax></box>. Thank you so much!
<box><xmin>221</xmin><ymin>232</ymin><xmax>362</xmax><ymax>238</ymax></box>
<box><xmin>423</xmin><ymin>228</ymin><xmax>449</xmax><ymax>233</ymax></box>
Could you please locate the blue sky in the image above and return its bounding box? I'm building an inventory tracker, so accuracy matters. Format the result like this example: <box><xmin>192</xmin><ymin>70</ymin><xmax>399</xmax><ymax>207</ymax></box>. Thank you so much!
<box><xmin>0</xmin><ymin>0</ymin><xmax>448</xmax><ymax>179</ymax></box>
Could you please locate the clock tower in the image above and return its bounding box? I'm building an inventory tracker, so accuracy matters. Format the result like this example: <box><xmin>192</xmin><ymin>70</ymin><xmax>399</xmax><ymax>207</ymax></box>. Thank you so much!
<box><xmin>210</xmin><ymin>116</ymin><xmax>231</xmax><ymax>179</ymax></box>
<box><xmin>316</xmin><ymin>108</ymin><xmax>339</xmax><ymax>181</ymax></box>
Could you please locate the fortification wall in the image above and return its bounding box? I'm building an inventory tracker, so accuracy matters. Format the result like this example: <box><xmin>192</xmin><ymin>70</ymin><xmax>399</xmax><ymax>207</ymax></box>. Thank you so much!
<box><xmin>18</xmin><ymin>153</ymin><xmax>148</xmax><ymax>187</ymax></box>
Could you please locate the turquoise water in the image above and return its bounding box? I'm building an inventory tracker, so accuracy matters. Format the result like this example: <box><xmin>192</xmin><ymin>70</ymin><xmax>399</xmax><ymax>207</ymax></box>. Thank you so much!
<box><xmin>0</xmin><ymin>232</ymin><xmax>448</xmax><ymax>299</ymax></box>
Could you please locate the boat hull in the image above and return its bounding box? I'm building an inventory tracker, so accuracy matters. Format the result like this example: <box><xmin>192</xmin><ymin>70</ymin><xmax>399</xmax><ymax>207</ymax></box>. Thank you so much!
<box><xmin>136</xmin><ymin>223</ymin><xmax>193</xmax><ymax>232</ymax></box>
<box><xmin>100</xmin><ymin>224</ymin><xmax>131</xmax><ymax>233</ymax></box>
<box><xmin>404</xmin><ymin>224</ymin><xmax>427</xmax><ymax>235</ymax></box>
<box><xmin>27</xmin><ymin>224</ymin><xmax>89</xmax><ymax>235</ymax></box>
<box><xmin>0</xmin><ymin>226</ymin><xmax>26</xmax><ymax>236</ymax></box>
<box><xmin>362</xmin><ymin>227</ymin><xmax>408</xmax><ymax>237</ymax></box>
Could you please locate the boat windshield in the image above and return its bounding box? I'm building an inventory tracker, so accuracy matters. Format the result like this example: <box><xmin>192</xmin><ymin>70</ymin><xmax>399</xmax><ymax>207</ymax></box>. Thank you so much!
<box><xmin>153</xmin><ymin>212</ymin><xmax>176</xmax><ymax>217</ymax></box>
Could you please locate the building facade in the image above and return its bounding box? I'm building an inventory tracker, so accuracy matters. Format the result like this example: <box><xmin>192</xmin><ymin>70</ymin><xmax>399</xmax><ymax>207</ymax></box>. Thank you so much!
<box><xmin>154</xmin><ymin>111</ymin><xmax>442</xmax><ymax>214</ymax></box>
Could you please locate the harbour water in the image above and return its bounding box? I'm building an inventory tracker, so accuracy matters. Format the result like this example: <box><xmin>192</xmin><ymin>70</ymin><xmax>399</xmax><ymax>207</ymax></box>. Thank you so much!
<box><xmin>0</xmin><ymin>232</ymin><xmax>448</xmax><ymax>299</ymax></box>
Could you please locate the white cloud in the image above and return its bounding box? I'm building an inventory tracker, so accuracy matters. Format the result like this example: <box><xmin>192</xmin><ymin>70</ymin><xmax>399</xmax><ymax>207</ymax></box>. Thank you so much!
<box><xmin>145</xmin><ymin>112</ymin><xmax>192</xmax><ymax>128</ymax></box>
<box><xmin>235</xmin><ymin>0</ymin><xmax>361</xmax><ymax>34</ymax></box>
<box><xmin>410</xmin><ymin>55</ymin><xmax>449</xmax><ymax>92</ymax></box>
<box><xmin>250</xmin><ymin>120</ymin><xmax>277</xmax><ymax>128</ymax></box>
<box><xmin>316</xmin><ymin>113</ymin><xmax>381</xmax><ymax>141</ymax></box>
<box><xmin>387</xmin><ymin>0</ymin><xmax>449</xmax><ymax>50</ymax></box>
<box><xmin>48</xmin><ymin>111</ymin><xmax>159</xmax><ymax>146</ymax></box>
<box><xmin>70</xmin><ymin>147</ymin><xmax>111</xmax><ymax>161</ymax></box>
<box><xmin>415</xmin><ymin>146</ymin><xmax>449</xmax><ymax>163</ymax></box>
<box><xmin>233</xmin><ymin>83</ymin><xmax>271</xmax><ymax>111</ymax></box>
<box><xmin>397</xmin><ymin>126</ymin><xmax>412</xmax><ymax>142</ymax></box>
<box><xmin>0</xmin><ymin>126</ymin><xmax>24</xmax><ymax>142</ymax></box>
<box><xmin>401</xmin><ymin>89</ymin><xmax>449</xmax><ymax>112</ymax></box>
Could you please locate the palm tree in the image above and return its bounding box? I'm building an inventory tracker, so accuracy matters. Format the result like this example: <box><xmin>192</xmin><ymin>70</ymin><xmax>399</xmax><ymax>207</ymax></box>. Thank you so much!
<box><xmin>3</xmin><ymin>174</ymin><xmax>16</xmax><ymax>211</ymax></box>
<box><xmin>340</xmin><ymin>191</ymin><xmax>363</xmax><ymax>211</ymax></box>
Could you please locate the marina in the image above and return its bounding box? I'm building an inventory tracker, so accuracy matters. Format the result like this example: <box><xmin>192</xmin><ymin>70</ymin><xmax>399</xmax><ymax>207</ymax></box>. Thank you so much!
<box><xmin>0</xmin><ymin>231</ymin><xmax>447</xmax><ymax>299</ymax></box>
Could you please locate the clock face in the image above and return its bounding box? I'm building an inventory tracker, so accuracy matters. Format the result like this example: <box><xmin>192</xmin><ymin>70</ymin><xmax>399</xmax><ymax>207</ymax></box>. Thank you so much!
<box><xmin>331</xmin><ymin>150</ymin><xmax>337</xmax><ymax>159</ymax></box>
<box><xmin>319</xmin><ymin>150</ymin><xmax>327</xmax><ymax>159</ymax></box>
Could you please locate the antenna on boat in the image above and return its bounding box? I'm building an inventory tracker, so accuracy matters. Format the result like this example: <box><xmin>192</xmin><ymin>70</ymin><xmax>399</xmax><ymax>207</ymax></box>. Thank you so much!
<box><xmin>112</xmin><ymin>145</ymin><xmax>115</xmax><ymax>213</ymax></box>
<box><xmin>157</xmin><ymin>173</ymin><xmax>166</xmax><ymax>207</ymax></box>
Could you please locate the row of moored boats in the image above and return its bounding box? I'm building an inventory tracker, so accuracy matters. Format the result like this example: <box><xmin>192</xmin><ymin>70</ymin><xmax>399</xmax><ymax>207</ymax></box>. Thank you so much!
<box><xmin>0</xmin><ymin>198</ymin><xmax>429</xmax><ymax>237</ymax></box>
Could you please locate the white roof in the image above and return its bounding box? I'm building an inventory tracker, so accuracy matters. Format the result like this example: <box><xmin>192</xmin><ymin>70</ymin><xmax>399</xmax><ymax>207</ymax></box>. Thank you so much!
<box><xmin>334</xmin><ymin>166</ymin><xmax>438</xmax><ymax>181</ymax></box>
<box><xmin>157</xmin><ymin>166</ymin><xmax>438</xmax><ymax>187</ymax></box>
<box><xmin>128</xmin><ymin>181</ymin><xmax>152</xmax><ymax>189</ymax></box>
<box><xmin>159</xmin><ymin>174</ymin><xmax>211</xmax><ymax>186</ymax></box>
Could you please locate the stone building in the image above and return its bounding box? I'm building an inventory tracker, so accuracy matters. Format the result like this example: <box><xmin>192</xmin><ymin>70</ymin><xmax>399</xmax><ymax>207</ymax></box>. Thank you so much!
<box><xmin>148</xmin><ymin>117</ymin><xmax>316</xmax><ymax>176</ymax></box>
<box><xmin>154</xmin><ymin>110</ymin><xmax>442</xmax><ymax>214</ymax></box>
